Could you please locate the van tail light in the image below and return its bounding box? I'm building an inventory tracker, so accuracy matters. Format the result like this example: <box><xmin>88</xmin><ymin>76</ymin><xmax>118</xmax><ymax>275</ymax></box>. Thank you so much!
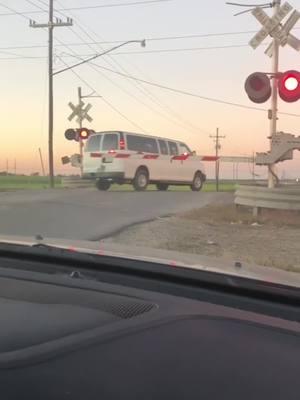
<box><xmin>119</xmin><ymin>139</ymin><xmax>125</xmax><ymax>150</ymax></box>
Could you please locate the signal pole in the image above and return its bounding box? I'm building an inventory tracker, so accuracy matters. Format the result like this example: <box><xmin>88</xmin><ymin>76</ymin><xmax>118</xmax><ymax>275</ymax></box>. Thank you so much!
<box><xmin>268</xmin><ymin>0</ymin><xmax>280</xmax><ymax>189</ymax></box>
<box><xmin>210</xmin><ymin>128</ymin><xmax>225</xmax><ymax>192</ymax></box>
<box><xmin>30</xmin><ymin>1</ymin><xmax>73</xmax><ymax>188</ymax></box>
<box><xmin>78</xmin><ymin>87</ymin><xmax>83</xmax><ymax>176</ymax></box>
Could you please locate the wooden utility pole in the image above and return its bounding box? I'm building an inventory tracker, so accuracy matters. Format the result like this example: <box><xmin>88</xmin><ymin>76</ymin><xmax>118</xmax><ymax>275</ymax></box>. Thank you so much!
<box><xmin>30</xmin><ymin>3</ymin><xmax>73</xmax><ymax>188</ymax></box>
<box><xmin>210</xmin><ymin>128</ymin><xmax>225</xmax><ymax>192</ymax></box>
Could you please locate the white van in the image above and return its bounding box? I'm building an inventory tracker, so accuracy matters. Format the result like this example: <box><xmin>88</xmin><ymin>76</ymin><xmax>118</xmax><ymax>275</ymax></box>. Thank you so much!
<box><xmin>82</xmin><ymin>131</ymin><xmax>206</xmax><ymax>191</ymax></box>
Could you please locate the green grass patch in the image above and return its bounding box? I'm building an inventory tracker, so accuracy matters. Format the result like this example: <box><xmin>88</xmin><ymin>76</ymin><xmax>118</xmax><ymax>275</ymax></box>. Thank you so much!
<box><xmin>0</xmin><ymin>176</ymin><xmax>235</xmax><ymax>192</ymax></box>
<box><xmin>110</xmin><ymin>182</ymin><xmax>236</xmax><ymax>192</ymax></box>
<box><xmin>0</xmin><ymin>176</ymin><xmax>62</xmax><ymax>190</ymax></box>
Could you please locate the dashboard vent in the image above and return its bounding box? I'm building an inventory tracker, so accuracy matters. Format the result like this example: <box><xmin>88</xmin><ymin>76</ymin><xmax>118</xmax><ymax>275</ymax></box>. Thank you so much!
<box><xmin>99</xmin><ymin>300</ymin><xmax>156</xmax><ymax>319</ymax></box>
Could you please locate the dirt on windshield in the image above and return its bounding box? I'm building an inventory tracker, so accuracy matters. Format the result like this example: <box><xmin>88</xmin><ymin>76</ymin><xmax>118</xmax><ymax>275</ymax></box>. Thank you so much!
<box><xmin>106</xmin><ymin>204</ymin><xmax>300</xmax><ymax>272</ymax></box>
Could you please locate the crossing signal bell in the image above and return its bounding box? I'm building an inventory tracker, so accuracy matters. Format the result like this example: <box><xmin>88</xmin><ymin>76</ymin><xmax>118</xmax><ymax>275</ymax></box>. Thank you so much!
<box><xmin>64</xmin><ymin>128</ymin><xmax>93</xmax><ymax>142</ymax></box>
<box><xmin>244</xmin><ymin>72</ymin><xmax>271</xmax><ymax>104</ymax></box>
<box><xmin>278</xmin><ymin>70</ymin><xmax>300</xmax><ymax>103</ymax></box>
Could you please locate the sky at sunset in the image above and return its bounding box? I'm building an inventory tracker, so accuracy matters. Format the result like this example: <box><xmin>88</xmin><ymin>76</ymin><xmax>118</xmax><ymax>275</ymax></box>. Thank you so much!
<box><xmin>1</xmin><ymin>0</ymin><xmax>300</xmax><ymax>178</ymax></box>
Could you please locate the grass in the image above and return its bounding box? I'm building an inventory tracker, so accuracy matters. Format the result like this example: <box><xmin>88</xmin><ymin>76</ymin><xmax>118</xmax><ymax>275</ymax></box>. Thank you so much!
<box><xmin>110</xmin><ymin>182</ymin><xmax>236</xmax><ymax>192</ymax></box>
<box><xmin>0</xmin><ymin>176</ymin><xmax>62</xmax><ymax>190</ymax></box>
<box><xmin>0</xmin><ymin>176</ymin><xmax>236</xmax><ymax>192</ymax></box>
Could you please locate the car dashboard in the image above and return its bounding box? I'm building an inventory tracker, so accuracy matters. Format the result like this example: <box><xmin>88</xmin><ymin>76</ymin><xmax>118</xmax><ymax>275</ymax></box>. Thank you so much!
<box><xmin>0</xmin><ymin>251</ymin><xmax>299</xmax><ymax>400</ymax></box>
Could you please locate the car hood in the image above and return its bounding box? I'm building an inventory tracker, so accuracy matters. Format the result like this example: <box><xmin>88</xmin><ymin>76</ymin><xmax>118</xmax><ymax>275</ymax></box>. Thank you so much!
<box><xmin>0</xmin><ymin>234</ymin><xmax>299</xmax><ymax>289</ymax></box>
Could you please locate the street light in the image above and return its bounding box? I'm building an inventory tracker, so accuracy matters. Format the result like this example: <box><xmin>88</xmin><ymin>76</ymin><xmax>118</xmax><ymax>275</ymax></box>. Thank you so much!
<box><xmin>53</xmin><ymin>40</ymin><xmax>146</xmax><ymax>76</ymax></box>
<box><xmin>48</xmin><ymin>39</ymin><xmax>146</xmax><ymax>187</ymax></box>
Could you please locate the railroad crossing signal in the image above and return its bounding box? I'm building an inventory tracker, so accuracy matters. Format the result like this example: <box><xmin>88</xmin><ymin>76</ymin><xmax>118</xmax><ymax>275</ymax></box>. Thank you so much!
<box><xmin>244</xmin><ymin>72</ymin><xmax>271</xmax><ymax>103</ymax></box>
<box><xmin>64</xmin><ymin>128</ymin><xmax>93</xmax><ymax>142</ymax></box>
<box><xmin>68</xmin><ymin>101</ymin><xmax>93</xmax><ymax>124</ymax></box>
<box><xmin>249</xmin><ymin>2</ymin><xmax>300</xmax><ymax>55</ymax></box>
<box><xmin>245</xmin><ymin>70</ymin><xmax>300</xmax><ymax>103</ymax></box>
<box><xmin>278</xmin><ymin>70</ymin><xmax>300</xmax><ymax>102</ymax></box>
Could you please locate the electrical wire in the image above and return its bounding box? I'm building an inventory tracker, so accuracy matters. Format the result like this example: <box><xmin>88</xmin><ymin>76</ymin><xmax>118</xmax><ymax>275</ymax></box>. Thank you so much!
<box><xmin>82</xmin><ymin>61</ymin><xmax>300</xmax><ymax>118</ymax></box>
<box><xmin>1</xmin><ymin>1</ymin><xmax>148</xmax><ymax>133</ymax></box>
<box><xmin>0</xmin><ymin>0</ymin><xmax>174</xmax><ymax>16</ymax></box>
<box><xmin>49</xmin><ymin>0</ymin><xmax>209</xmax><ymax>135</ymax></box>
<box><xmin>0</xmin><ymin>43</ymin><xmax>267</xmax><ymax>59</ymax></box>
<box><xmin>56</xmin><ymin>56</ymin><xmax>148</xmax><ymax>133</ymax></box>
<box><xmin>26</xmin><ymin>0</ymin><xmax>152</xmax><ymax>133</ymax></box>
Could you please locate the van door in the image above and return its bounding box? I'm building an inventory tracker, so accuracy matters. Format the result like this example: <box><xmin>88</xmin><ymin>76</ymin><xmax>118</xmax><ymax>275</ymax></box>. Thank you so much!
<box><xmin>167</xmin><ymin>141</ymin><xmax>182</xmax><ymax>182</ymax></box>
<box><xmin>82</xmin><ymin>133</ymin><xmax>102</xmax><ymax>176</ymax></box>
<box><xmin>167</xmin><ymin>141</ymin><xmax>194</xmax><ymax>183</ymax></box>
<box><xmin>177</xmin><ymin>142</ymin><xmax>195</xmax><ymax>181</ymax></box>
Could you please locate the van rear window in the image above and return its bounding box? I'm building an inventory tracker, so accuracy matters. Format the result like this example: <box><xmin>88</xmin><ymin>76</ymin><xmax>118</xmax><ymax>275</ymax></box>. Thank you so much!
<box><xmin>102</xmin><ymin>133</ymin><xmax>118</xmax><ymax>151</ymax></box>
<box><xmin>127</xmin><ymin>135</ymin><xmax>159</xmax><ymax>154</ymax></box>
<box><xmin>85</xmin><ymin>134</ymin><xmax>102</xmax><ymax>152</ymax></box>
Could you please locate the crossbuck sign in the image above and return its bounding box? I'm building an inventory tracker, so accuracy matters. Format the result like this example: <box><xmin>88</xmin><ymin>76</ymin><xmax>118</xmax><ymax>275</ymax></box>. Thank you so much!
<box><xmin>68</xmin><ymin>101</ymin><xmax>93</xmax><ymax>124</ymax></box>
<box><xmin>249</xmin><ymin>2</ymin><xmax>300</xmax><ymax>56</ymax></box>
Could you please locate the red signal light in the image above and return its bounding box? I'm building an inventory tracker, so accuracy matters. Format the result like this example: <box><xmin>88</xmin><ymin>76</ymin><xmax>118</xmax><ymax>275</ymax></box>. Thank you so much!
<box><xmin>278</xmin><ymin>70</ymin><xmax>300</xmax><ymax>103</ymax></box>
<box><xmin>78</xmin><ymin>128</ymin><xmax>90</xmax><ymax>140</ymax></box>
<box><xmin>244</xmin><ymin>72</ymin><xmax>271</xmax><ymax>104</ymax></box>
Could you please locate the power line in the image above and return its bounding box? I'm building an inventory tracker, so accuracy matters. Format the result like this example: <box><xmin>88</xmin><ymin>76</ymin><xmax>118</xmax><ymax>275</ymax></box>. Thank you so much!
<box><xmin>51</xmin><ymin>0</ymin><xmax>208</xmax><ymax>135</ymax></box>
<box><xmin>57</xmin><ymin>56</ymin><xmax>148</xmax><ymax>133</ymax></box>
<box><xmin>3</xmin><ymin>0</ymin><xmax>221</xmax><ymax>135</ymax></box>
<box><xmin>0</xmin><ymin>43</ymin><xmax>264</xmax><ymax>59</ymax></box>
<box><xmin>4</xmin><ymin>25</ymin><xmax>300</xmax><ymax>51</ymax></box>
<box><xmin>0</xmin><ymin>0</ymin><xmax>174</xmax><ymax>16</ymax></box>
<box><xmin>27</xmin><ymin>0</ymin><xmax>149</xmax><ymax>133</ymax></box>
<box><xmin>0</xmin><ymin>2</ymin><xmax>32</xmax><ymax>21</ymax></box>
<box><xmin>83</xmin><ymin>62</ymin><xmax>300</xmax><ymax>118</ymax></box>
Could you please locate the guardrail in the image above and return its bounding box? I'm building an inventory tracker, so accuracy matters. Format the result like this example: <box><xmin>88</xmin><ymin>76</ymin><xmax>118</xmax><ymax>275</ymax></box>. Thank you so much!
<box><xmin>61</xmin><ymin>177</ymin><xmax>94</xmax><ymax>189</ymax></box>
<box><xmin>234</xmin><ymin>184</ymin><xmax>300</xmax><ymax>213</ymax></box>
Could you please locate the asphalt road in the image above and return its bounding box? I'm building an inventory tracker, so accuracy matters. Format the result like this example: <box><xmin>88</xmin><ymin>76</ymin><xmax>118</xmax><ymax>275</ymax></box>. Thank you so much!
<box><xmin>0</xmin><ymin>188</ymin><xmax>232</xmax><ymax>241</ymax></box>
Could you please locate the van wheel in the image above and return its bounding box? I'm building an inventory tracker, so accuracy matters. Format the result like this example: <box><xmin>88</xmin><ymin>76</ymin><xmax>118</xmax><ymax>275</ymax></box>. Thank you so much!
<box><xmin>96</xmin><ymin>179</ymin><xmax>111</xmax><ymax>191</ymax></box>
<box><xmin>191</xmin><ymin>172</ymin><xmax>203</xmax><ymax>192</ymax></box>
<box><xmin>156</xmin><ymin>183</ymin><xmax>169</xmax><ymax>191</ymax></box>
<box><xmin>133</xmin><ymin>168</ymin><xmax>149</xmax><ymax>191</ymax></box>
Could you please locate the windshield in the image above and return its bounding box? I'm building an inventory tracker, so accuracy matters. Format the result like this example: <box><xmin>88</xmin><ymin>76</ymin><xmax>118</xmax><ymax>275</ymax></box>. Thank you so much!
<box><xmin>2</xmin><ymin>0</ymin><xmax>300</xmax><ymax>288</ymax></box>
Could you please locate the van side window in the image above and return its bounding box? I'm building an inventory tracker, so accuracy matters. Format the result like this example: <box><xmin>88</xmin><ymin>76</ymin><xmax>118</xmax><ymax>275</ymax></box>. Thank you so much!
<box><xmin>168</xmin><ymin>141</ymin><xmax>179</xmax><ymax>156</ymax></box>
<box><xmin>102</xmin><ymin>134</ymin><xmax>118</xmax><ymax>151</ymax></box>
<box><xmin>179</xmin><ymin>142</ymin><xmax>191</xmax><ymax>154</ymax></box>
<box><xmin>158</xmin><ymin>140</ymin><xmax>168</xmax><ymax>155</ymax></box>
<box><xmin>127</xmin><ymin>135</ymin><xmax>159</xmax><ymax>154</ymax></box>
<box><xmin>84</xmin><ymin>134</ymin><xmax>102</xmax><ymax>152</ymax></box>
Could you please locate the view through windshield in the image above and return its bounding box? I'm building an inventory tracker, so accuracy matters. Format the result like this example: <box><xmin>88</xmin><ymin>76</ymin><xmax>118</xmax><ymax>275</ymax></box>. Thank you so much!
<box><xmin>1</xmin><ymin>0</ymin><xmax>300</xmax><ymax>286</ymax></box>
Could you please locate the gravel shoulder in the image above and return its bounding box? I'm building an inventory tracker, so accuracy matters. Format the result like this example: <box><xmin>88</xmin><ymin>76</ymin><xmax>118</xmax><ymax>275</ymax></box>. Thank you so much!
<box><xmin>105</xmin><ymin>204</ymin><xmax>300</xmax><ymax>272</ymax></box>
